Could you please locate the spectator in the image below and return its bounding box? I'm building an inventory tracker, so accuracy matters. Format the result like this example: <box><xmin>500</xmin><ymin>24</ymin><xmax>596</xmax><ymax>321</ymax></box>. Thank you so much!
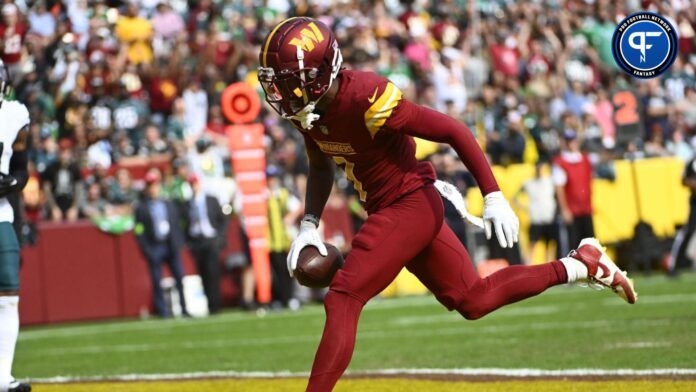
<box><xmin>152</xmin><ymin>3</ymin><xmax>185</xmax><ymax>40</ymax></box>
<box><xmin>182</xmin><ymin>79</ymin><xmax>208</xmax><ymax>140</ymax></box>
<box><xmin>106</xmin><ymin>168</ymin><xmax>138</xmax><ymax>209</ymax></box>
<box><xmin>237</xmin><ymin>228</ymin><xmax>256</xmax><ymax>311</ymax></box>
<box><xmin>667</xmin><ymin>130</ymin><xmax>693</xmax><ymax>162</ymax></box>
<box><xmin>184</xmin><ymin>174</ymin><xmax>225</xmax><ymax>315</ymax></box>
<box><xmin>42</xmin><ymin>140</ymin><xmax>81</xmax><ymax>222</ymax></box>
<box><xmin>644</xmin><ymin>125</ymin><xmax>670</xmax><ymax>157</ymax></box>
<box><xmin>514</xmin><ymin>162</ymin><xmax>559</xmax><ymax>263</ymax></box>
<box><xmin>151</xmin><ymin>2</ymin><xmax>184</xmax><ymax>58</ymax></box>
<box><xmin>553</xmin><ymin>131</ymin><xmax>594</xmax><ymax>252</ymax></box>
<box><xmin>115</xmin><ymin>3</ymin><xmax>154</xmax><ymax>65</ymax></box>
<box><xmin>67</xmin><ymin>0</ymin><xmax>90</xmax><ymax>42</ymax></box>
<box><xmin>504</xmin><ymin>112</ymin><xmax>527</xmax><ymax>164</ymax></box>
<box><xmin>593</xmin><ymin>89</ymin><xmax>615</xmax><ymax>147</ymax></box>
<box><xmin>166</xmin><ymin>98</ymin><xmax>187</xmax><ymax>143</ymax></box>
<box><xmin>79</xmin><ymin>180</ymin><xmax>109</xmax><ymax>220</ymax></box>
<box><xmin>188</xmin><ymin>135</ymin><xmax>224</xmax><ymax>181</ymax></box>
<box><xmin>134</xmin><ymin>169</ymin><xmax>189</xmax><ymax>318</ymax></box>
<box><xmin>267</xmin><ymin>166</ymin><xmax>301</xmax><ymax>309</ymax></box>
<box><xmin>431</xmin><ymin>49</ymin><xmax>466</xmax><ymax>113</ymax></box>
<box><xmin>162</xmin><ymin>157</ymin><xmax>192</xmax><ymax>202</ymax></box>
<box><xmin>0</xmin><ymin>4</ymin><xmax>26</xmax><ymax>78</ymax></box>
<box><xmin>671</xmin><ymin>155</ymin><xmax>696</xmax><ymax>275</ymax></box>
<box><xmin>147</xmin><ymin>60</ymin><xmax>180</xmax><ymax>123</ymax></box>
<box><xmin>113</xmin><ymin>83</ymin><xmax>150</xmax><ymax>151</ymax></box>
<box><xmin>27</xmin><ymin>2</ymin><xmax>56</xmax><ymax>42</ymax></box>
<box><xmin>139</xmin><ymin>124</ymin><xmax>170</xmax><ymax>157</ymax></box>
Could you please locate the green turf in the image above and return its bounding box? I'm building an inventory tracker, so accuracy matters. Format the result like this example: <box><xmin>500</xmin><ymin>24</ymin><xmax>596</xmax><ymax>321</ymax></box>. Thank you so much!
<box><xmin>14</xmin><ymin>273</ymin><xmax>696</xmax><ymax>379</ymax></box>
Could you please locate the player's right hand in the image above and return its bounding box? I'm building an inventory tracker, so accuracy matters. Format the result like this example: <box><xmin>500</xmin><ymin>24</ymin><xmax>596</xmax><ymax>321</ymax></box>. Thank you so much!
<box><xmin>287</xmin><ymin>219</ymin><xmax>328</xmax><ymax>277</ymax></box>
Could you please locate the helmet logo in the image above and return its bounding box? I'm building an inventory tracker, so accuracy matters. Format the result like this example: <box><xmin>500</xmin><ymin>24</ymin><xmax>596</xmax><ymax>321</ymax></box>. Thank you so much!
<box><xmin>289</xmin><ymin>22</ymin><xmax>325</xmax><ymax>53</ymax></box>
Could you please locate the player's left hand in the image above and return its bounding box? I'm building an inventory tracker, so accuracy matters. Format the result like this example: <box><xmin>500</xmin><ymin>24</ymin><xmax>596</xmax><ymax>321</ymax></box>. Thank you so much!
<box><xmin>482</xmin><ymin>191</ymin><xmax>519</xmax><ymax>248</ymax></box>
<box><xmin>433</xmin><ymin>180</ymin><xmax>484</xmax><ymax>229</ymax></box>
<box><xmin>0</xmin><ymin>173</ymin><xmax>17</xmax><ymax>198</ymax></box>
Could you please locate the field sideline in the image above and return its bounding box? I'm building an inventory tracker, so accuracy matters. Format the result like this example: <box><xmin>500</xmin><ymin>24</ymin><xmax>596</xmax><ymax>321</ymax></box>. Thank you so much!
<box><xmin>16</xmin><ymin>273</ymin><xmax>696</xmax><ymax>391</ymax></box>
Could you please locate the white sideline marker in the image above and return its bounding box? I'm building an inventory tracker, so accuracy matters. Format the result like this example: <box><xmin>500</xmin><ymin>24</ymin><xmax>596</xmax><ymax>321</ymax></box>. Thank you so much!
<box><xmin>29</xmin><ymin>368</ymin><xmax>696</xmax><ymax>383</ymax></box>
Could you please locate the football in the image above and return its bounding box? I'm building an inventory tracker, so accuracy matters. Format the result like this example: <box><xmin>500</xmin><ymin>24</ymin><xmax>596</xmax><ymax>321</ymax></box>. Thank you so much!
<box><xmin>295</xmin><ymin>243</ymin><xmax>344</xmax><ymax>288</ymax></box>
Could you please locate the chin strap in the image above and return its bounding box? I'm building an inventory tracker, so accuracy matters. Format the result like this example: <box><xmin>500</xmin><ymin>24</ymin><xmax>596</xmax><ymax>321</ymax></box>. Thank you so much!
<box><xmin>284</xmin><ymin>102</ymin><xmax>320</xmax><ymax>129</ymax></box>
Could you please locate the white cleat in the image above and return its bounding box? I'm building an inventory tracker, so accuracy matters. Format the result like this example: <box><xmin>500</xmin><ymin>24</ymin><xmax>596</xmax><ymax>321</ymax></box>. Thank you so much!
<box><xmin>568</xmin><ymin>238</ymin><xmax>637</xmax><ymax>304</ymax></box>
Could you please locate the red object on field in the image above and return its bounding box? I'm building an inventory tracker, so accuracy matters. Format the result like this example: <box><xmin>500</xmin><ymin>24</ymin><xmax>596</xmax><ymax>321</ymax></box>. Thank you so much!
<box><xmin>224</xmin><ymin>82</ymin><xmax>271</xmax><ymax>304</ymax></box>
<box><xmin>221</xmin><ymin>82</ymin><xmax>261</xmax><ymax>125</ymax></box>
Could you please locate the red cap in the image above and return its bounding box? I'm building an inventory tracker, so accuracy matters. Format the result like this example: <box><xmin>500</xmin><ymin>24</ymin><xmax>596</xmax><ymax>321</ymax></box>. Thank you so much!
<box><xmin>144</xmin><ymin>171</ymin><xmax>160</xmax><ymax>185</ymax></box>
<box><xmin>58</xmin><ymin>138</ymin><xmax>74</xmax><ymax>150</ymax></box>
<box><xmin>187</xmin><ymin>173</ymin><xmax>199</xmax><ymax>185</ymax></box>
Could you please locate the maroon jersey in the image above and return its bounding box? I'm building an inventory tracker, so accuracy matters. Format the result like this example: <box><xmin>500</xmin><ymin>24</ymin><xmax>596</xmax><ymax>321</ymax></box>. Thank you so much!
<box><xmin>0</xmin><ymin>23</ymin><xmax>26</xmax><ymax>64</ymax></box>
<box><xmin>552</xmin><ymin>153</ymin><xmax>593</xmax><ymax>216</ymax></box>
<box><xmin>297</xmin><ymin>70</ymin><xmax>436</xmax><ymax>213</ymax></box>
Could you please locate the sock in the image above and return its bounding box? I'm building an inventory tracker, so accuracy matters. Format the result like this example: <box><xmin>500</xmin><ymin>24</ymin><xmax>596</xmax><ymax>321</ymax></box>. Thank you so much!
<box><xmin>0</xmin><ymin>296</ymin><xmax>19</xmax><ymax>388</ymax></box>
<box><xmin>560</xmin><ymin>257</ymin><xmax>589</xmax><ymax>283</ymax></box>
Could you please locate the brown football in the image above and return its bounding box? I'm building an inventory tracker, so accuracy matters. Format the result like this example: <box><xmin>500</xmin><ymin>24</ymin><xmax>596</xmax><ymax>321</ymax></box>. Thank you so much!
<box><xmin>295</xmin><ymin>244</ymin><xmax>344</xmax><ymax>288</ymax></box>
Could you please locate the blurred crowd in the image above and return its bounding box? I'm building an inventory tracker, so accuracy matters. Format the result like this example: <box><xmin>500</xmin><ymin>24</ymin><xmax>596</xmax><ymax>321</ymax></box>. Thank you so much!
<box><xmin>2</xmin><ymin>0</ymin><xmax>696</xmax><ymax>306</ymax></box>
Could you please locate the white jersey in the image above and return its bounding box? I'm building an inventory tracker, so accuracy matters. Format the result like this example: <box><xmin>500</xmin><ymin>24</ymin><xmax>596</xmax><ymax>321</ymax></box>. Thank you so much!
<box><xmin>522</xmin><ymin>176</ymin><xmax>557</xmax><ymax>225</ymax></box>
<box><xmin>0</xmin><ymin>100</ymin><xmax>30</xmax><ymax>223</ymax></box>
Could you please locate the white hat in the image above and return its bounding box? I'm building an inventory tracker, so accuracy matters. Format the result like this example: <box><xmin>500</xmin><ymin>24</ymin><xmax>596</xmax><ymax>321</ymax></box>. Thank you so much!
<box><xmin>2</xmin><ymin>4</ymin><xmax>17</xmax><ymax>15</ymax></box>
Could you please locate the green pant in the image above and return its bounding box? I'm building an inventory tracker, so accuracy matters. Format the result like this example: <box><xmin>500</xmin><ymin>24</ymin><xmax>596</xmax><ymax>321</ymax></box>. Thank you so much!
<box><xmin>0</xmin><ymin>222</ymin><xmax>19</xmax><ymax>291</ymax></box>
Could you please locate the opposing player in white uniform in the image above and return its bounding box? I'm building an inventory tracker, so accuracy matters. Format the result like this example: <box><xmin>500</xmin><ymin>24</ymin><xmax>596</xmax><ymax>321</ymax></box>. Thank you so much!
<box><xmin>0</xmin><ymin>60</ymin><xmax>31</xmax><ymax>392</ymax></box>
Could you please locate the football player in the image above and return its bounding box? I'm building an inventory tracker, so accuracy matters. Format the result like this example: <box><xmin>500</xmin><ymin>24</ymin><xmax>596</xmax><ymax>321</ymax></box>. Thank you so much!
<box><xmin>258</xmin><ymin>18</ymin><xmax>636</xmax><ymax>391</ymax></box>
<box><xmin>0</xmin><ymin>60</ymin><xmax>31</xmax><ymax>392</ymax></box>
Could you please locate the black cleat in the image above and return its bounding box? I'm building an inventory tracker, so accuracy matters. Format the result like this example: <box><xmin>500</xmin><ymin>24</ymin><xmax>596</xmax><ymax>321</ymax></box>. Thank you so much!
<box><xmin>8</xmin><ymin>380</ymin><xmax>31</xmax><ymax>392</ymax></box>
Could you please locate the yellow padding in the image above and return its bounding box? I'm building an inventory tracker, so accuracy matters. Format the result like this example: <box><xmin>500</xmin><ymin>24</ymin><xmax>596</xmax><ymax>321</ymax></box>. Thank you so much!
<box><xmin>381</xmin><ymin>269</ymin><xmax>429</xmax><ymax>298</ymax></box>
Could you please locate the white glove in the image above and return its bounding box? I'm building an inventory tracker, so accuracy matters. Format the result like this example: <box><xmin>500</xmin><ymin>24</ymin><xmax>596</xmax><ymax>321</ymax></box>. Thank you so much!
<box><xmin>482</xmin><ymin>191</ymin><xmax>519</xmax><ymax>248</ymax></box>
<box><xmin>287</xmin><ymin>219</ymin><xmax>327</xmax><ymax>277</ymax></box>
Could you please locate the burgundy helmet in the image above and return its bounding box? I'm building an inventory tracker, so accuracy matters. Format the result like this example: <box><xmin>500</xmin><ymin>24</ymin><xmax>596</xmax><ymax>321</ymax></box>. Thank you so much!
<box><xmin>258</xmin><ymin>17</ymin><xmax>342</xmax><ymax>128</ymax></box>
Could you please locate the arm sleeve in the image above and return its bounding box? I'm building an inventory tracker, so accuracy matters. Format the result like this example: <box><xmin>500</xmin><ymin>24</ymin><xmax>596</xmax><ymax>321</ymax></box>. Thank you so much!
<box><xmin>8</xmin><ymin>148</ymin><xmax>28</xmax><ymax>189</ymax></box>
<box><xmin>302</xmin><ymin>133</ymin><xmax>335</xmax><ymax>219</ymax></box>
<box><xmin>383</xmin><ymin>99</ymin><xmax>500</xmax><ymax>195</ymax></box>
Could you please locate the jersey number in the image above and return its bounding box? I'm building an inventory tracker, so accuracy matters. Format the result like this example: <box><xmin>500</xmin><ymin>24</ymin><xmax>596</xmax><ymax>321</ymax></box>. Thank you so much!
<box><xmin>333</xmin><ymin>156</ymin><xmax>367</xmax><ymax>202</ymax></box>
<box><xmin>612</xmin><ymin>91</ymin><xmax>640</xmax><ymax>127</ymax></box>
<box><xmin>4</xmin><ymin>35</ymin><xmax>21</xmax><ymax>55</ymax></box>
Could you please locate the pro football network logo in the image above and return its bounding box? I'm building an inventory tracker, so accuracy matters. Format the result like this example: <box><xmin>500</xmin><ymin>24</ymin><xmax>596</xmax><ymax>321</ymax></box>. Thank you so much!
<box><xmin>612</xmin><ymin>12</ymin><xmax>678</xmax><ymax>79</ymax></box>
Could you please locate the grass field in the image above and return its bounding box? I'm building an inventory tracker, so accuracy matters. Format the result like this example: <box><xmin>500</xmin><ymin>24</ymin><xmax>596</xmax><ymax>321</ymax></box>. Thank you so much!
<box><xmin>15</xmin><ymin>272</ymin><xmax>696</xmax><ymax>391</ymax></box>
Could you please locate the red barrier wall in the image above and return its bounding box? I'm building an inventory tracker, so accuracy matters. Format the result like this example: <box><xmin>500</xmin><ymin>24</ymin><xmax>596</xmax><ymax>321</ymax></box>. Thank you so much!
<box><xmin>19</xmin><ymin>219</ymin><xmax>242</xmax><ymax>325</ymax></box>
<box><xmin>18</xmin><ymin>244</ymin><xmax>46</xmax><ymax>324</ymax></box>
